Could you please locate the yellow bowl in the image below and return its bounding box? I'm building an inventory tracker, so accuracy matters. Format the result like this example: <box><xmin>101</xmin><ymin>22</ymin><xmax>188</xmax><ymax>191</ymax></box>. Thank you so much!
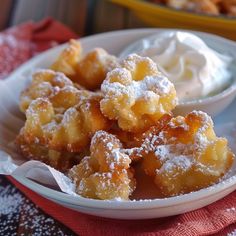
<box><xmin>111</xmin><ymin>0</ymin><xmax>236</xmax><ymax>40</ymax></box>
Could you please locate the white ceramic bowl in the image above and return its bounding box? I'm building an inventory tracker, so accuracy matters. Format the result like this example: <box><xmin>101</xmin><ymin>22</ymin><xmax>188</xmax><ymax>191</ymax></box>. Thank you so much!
<box><xmin>174</xmin><ymin>85</ymin><xmax>236</xmax><ymax>116</ymax></box>
<box><xmin>119</xmin><ymin>29</ymin><xmax>236</xmax><ymax>117</ymax></box>
<box><xmin>1</xmin><ymin>29</ymin><xmax>236</xmax><ymax>219</ymax></box>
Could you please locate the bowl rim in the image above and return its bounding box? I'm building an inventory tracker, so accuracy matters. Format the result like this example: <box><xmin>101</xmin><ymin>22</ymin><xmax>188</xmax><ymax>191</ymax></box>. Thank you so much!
<box><xmin>178</xmin><ymin>82</ymin><xmax>236</xmax><ymax>106</ymax></box>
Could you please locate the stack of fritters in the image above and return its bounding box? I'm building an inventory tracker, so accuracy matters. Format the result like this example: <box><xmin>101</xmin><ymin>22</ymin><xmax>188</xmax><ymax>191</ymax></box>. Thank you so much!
<box><xmin>16</xmin><ymin>40</ymin><xmax>234</xmax><ymax>200</ymax></box>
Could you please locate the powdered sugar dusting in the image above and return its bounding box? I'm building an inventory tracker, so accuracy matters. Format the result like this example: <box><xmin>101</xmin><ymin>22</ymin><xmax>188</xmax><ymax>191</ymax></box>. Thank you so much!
<box><xmin>102</xmin><ymin>69</ymin><xmax>174</xmax><ymax>101</ymax></box>
<box><xmin>157</xmin><ymin>155</ymin><xmax>192</xmax><ymax>175</ymax></box>
<box><xmin>101</xmin><ymin>53</ymin><xmax>176</xmax><ymax>105</ymax></box>
<box><xmin>169</xmin><ymin>116</ymin><xmax>189</xmax><ymax>131</ymax></box>
<box><xmin>122</xmin><ymin>53</ymin><xmax>159</xmax><ymax>75</ymax></box>
<box><xmin>129</xmin><ymin>110</ymin><xmax>231</xmax><ymax>180</ymax></box>
<box><xmin>91</xmin><ymin>131</ymin><xmax>131</xmax><ymax>170</ymax></box>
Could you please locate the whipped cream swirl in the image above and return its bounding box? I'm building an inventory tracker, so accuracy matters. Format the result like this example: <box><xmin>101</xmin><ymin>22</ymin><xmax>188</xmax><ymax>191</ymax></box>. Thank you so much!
<box><xmin>122</xmin><ymin>32</ymin><xmax>232</xmax><ymax>102</ymax></box>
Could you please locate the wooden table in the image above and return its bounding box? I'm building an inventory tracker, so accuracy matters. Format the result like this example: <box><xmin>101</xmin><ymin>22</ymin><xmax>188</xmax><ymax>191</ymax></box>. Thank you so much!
<box><xmin>0</xmin><ymin>176</ymin><xmax>76</xmax><ymax>236</ymax></box>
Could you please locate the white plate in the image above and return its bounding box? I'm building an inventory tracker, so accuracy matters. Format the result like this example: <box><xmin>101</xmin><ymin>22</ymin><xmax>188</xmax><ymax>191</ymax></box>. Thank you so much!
<box><xmin>1</xmin><ymin>29</ymin><xmax>236</xmax><ymax>219</ymax></box>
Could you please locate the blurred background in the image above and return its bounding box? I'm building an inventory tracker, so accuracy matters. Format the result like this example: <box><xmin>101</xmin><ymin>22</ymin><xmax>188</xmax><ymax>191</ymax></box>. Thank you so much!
<box><xmin>1</xmin><ymin>0</ymin><xmax>235</xmax><ymax>39</ymax></box>
<box><xmin>0</xmin><ymin>0</ymin><xmax>146</xmax><ymax>36</ymax></box>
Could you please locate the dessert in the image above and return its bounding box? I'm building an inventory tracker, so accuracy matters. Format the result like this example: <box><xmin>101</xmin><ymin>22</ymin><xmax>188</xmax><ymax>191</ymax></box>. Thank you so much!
<box><xmin>221</xmin><ymin>0</ymin><xmax>236</xmax><ymax>16</ymax></box>
<box><xmin>19</xmin><ymin>69</ymin><xmax>74</xmax><ymax>113</ymax></box>
<box><xmin>129</xmin><ymin>110</ymin><xmax>234</xmax><ymax>196</ymax></box>
<box><xmin>51</xmin><ymin>40</ymin><xmax>118</xmax><ymax>90</ymax></box>
<box><xmin>166</xmin><ymin>0</ymin><xmax>220</xmax><ymax>14</ymax></box>
<box><xmin>15</xmin><ymin>38</ymin><xmax>234</xmax><ymax>200</ymax></box>
<box><xmin>100</xmin><ymin>54</ymin><xmax>177</xmax><ymax>132</ymax></box>
<box><xmin>17</xmin><ymin>69</ymin><xmax>111</xmax><ymax>171</ymax></box>
<box><xmin>75</xmin><ymin>48</ymin><xmax>118</xmax><ymax>90</ymax></box>
<box><xmin>18</xmin><ymin>88</ymin><xmax>111</xmax><ymax>152</ymax></box>
<box><xmin>16</xmin><ymin>133</ymin><xmax>87</xmax><ymax>172</ymax></box>
<box><xmin>68</xmin><ymin>131</ymin><xmax>136</xmax><ymax>200</ymax></box>
<box><xmin>50</xmin><ymin>39</ymin><xmax>82</xmax><ymax>78</ymax></box>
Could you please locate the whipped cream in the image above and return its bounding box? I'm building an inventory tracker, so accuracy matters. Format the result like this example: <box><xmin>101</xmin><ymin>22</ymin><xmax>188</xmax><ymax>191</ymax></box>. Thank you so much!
<box><xmin>121</xmin><ymin>32</ymin><xmax>232</xmax><ymax>102</ymax></box>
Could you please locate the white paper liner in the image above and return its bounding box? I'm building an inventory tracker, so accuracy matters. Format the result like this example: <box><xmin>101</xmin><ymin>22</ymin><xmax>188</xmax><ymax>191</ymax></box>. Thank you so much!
<box><xmin>0</xmin><ymin>150</ymin><xmax>77</xmax><ymax>196</ymax></box>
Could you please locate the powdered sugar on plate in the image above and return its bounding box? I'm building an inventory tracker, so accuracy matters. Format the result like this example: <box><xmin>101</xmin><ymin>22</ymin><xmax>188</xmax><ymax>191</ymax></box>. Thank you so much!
<box><xmin>0</xmin><ymin>177</ymin><xmax>74</xmax><ymax>236</ymax></box>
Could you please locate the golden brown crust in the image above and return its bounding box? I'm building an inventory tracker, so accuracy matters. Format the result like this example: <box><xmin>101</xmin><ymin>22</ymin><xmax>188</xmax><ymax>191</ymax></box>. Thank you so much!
<box><xmin>20</xmin><ymin>92</ymin><xmax>111</xmax><ymax>153</ymax></box>
<box><xmin>68</xmin><ymin>131</ymin><xmax>136</xmax><ymax>200</ymax></box>
<box><xmin>16</xmin><ymin>134</ymin><xmax>88</xmax><ymax>172</ymax></box>
<box><xmin>16</xmin><ymin>39</ymin><xmax>234</xmax><ymax>200</ymax></box>
<box><xmin>19</xmin><ymin>69</ymin><xmax>74</xmax><ymax>113</ymax></box>
<box><xmin>162</xmin><ymin>0</ymin><xmax>235</xmax><ymax>16</ymax></box>
<box><xmin>221</xmin><ymin>0</ymin><xmax>236</xmax><ymax>16</ymax></box>
<box><xmin>100</xmin><ymin>54</ymin><xmax>177</xmax><ymax>132</ymax></box>
<box><xmin>74</xmin><ymin>48</ymin><xmax>119</xmax><ymax>90</ymax></box>
<box><xmin>126</xmin><ymin>111</ymin><xmax>234</xmax><ymax>197</ymax></box>
<box><xmin>50</xmin><ymin>39</ymin><xmax>82</xmax><ymax>77</ymax></box>
<box><xmin>19</xmin><ymin>69</ymin><xmax>112</xmax><ymax>160</ymax></box>
<box><xmin>50</xmin><ymin>40</ymin><xmax>119</xmax><ymax>90</ymax></box>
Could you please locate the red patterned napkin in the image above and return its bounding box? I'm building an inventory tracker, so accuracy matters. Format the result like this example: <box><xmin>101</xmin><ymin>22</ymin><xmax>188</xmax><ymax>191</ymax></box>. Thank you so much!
<box><xmin>0</xmin><ymin>18</ymin><xmax>77</xmax><ymax>80</ymax></box>
<box><xmin>2</xmin><ymin>19</ymin><xmax>236</xmax><ymax>236</ymax></box>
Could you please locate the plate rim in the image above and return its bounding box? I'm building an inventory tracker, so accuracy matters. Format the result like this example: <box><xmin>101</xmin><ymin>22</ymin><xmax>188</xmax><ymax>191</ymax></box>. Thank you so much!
<box><xmin>12</xmin><ymin>173</ymin><xmax>236</xmax><ymax>210</ymax></box>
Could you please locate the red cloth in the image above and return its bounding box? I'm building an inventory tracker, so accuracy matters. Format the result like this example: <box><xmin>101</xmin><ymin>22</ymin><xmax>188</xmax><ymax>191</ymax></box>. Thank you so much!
<box><xmin>2</xmin><ymin>19</ymin><xmax>236</xmax><ymax>236</ymax></box>
<box><xmin>0</xmin><ymin>18</ymin><xmax>77</xmax><ymax>80</ymax></box>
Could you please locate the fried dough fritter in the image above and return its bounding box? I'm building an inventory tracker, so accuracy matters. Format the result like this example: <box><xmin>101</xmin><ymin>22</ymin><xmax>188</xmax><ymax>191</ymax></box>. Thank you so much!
<box><xmin>50</xmin><ymin>39</ymin><xmax>82</xmax><ymax>78</ymax></box>
<box><xmin>128</xmin><ymin>110</ymin><xmax>234</xmax><ymax>197</ymax></box>
<box><xmin>75</xmin><ymin>48</ymin><xmax>119</xmax><ymax>90</ymax></box>
<box><xmin>19</xmin><ymin>68</ymin><xmax>112</xmax><ymax>152</ymax></box>
<box><xmin>221</xmin><ymin>0</ymin><xmax>236</xmax><ymax>16</ymax></box>
<box><xmin>20</xmin><ymin>69</ymin><xmax>74</xmax><ymax>113</ymax></box>
<box><xmin>156</xmin><ymin>0</ymin><xmax>236</xmax><ymax>16</ymax></box>
<box><xmin>100</xmin><ymin>54</ymin><xmax>177</xmax><ymax>132</ymax></box>
<box><xmin>68</xmin><ymin>131</ymin><xmax>136</xmax><ymax>200</ymax></box>
<box><xmin>166</xmin><ymin>0</ymin><xmax>220</xmax><ymax>14</ymax></box>
<box><xmin>20</xmin><ymin>89</ymin><xmax>111</xmax><ymax>153</ymax></box>
<box><xmin>16</xmin><ymin>39</ymin><xmax>235</xmax><ymax>200</ymax></box>
<box><xmin>16</xmin><ymin>133</ymin><xmax>88</xmax><ymax>172</ymax></box>
<box><xmin>50</xmin><ymin>40</ymin><xmax>119</xmax><ymax>90</ymax></box>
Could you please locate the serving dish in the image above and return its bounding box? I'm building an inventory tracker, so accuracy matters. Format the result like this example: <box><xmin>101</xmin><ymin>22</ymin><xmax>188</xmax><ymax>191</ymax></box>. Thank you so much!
<box><xmin>111</xmin><ymin>0</ymin><xmax>236</xmax><ymax>40</ymax></box>
<box><xmin>1</xmin><ymin>29</ymin><xmax>236</xmax><ymax>219</ymax></box>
